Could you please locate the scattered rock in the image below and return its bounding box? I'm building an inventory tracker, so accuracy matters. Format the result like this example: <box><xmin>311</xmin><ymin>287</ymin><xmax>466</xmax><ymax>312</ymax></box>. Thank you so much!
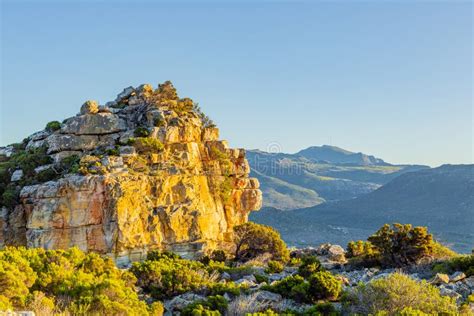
<box><xmin>115</xmin><ymin>86</ymin><xmax>135</xmax><ymax>102</ymax></box>
<box><xmin>449</xmin><ymin>271</ymin><xmax>466</xmax><ymax>282</ymax></box>
<box><xmin>253</xmin><ymin>290</ymin><xmax>282</xmax><ymax>302</ymax></box>
<box><xmin>430</xmin><ymin>273</ymin><xmax>450</xmax><ymax>285</ymax></box>
<box><xmin>11</xmin><ymin>170</ymin><xmax>23</xmax><ymax>182</ymax></box>
<box><xmin>80</xmin><ymin>100</ymin><xmax>99</xmax><ymax>115</ymax></box>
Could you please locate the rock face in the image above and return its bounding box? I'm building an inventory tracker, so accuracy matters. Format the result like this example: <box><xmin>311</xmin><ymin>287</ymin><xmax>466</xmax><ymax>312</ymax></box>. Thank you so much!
<box><xmin>0</xmin><ymin>81</ymin><xmax>262</xmax><ymax>265</ymax></box>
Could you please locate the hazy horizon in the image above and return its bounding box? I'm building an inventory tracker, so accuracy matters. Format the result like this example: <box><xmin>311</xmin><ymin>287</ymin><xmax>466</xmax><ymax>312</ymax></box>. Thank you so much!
<box><xmin>1</xmin><ymin>1</ymin><xmax>472</xmax><ymax>166</ymax></box>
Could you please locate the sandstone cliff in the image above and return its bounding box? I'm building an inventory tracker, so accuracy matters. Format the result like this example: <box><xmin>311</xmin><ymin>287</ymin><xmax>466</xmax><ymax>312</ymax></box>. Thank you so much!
<box><xmin>0</xmin><ymin>81</ymin><xmax>262</xmax><ymax>265</ymax></box>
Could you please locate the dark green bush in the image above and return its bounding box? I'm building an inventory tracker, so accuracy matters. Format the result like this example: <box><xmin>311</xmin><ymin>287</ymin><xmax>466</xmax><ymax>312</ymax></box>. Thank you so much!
<box><xmin>134</xmin><ymin>127</ymin><xmax>150</xmax><ymax>137</ymax></box>
<box><xmin>348</xmin><ymin>223</ymin><xmax>456</xmax><ymax>268</ymax></box>
<box><xmin>1</xmin><ymin>185</ymin><xmax>20</xmax><ymax>209</ymax></box>
<box><xmin>263</xmin><ymin>275</ymin><xmax>310</xmax><ymax>303</ymax></box>
<box><xmin>210</xmin><ymin>250</ymin><xmax>227</xmax><ymax>263</ymax></box>
<box><xmin>307</xmin><ymin>271</ymin><xmax>342</xmax><ymax>301</ymax></box>
<box><xmin>298</xmin><ymin>255</ymin><xmax>323</xmax><ymax>278</ymax></box>
<box><xmin>45</xmin><ymin>121</ymin><xmax>61</xmax><ymax>132</ymax></box>
<box><xmin>131</xmin><ymin>137</ymin><xmax>164</xmax><ymax>153</ymax></box>
<box><xmin>35</xmin><ymin>168</ymin><xmax>58</xmax><ymax>183</ymax></box>
<box><xmin>304</xmin><ymin>302</ymin><xmax>340</xmax><ymax>316</ymax></box>
<box><xmin>181</xmin><ymin>295</ymin><xmax>227</xmax><ymax>316</ymax></box>
<box><xmin>433</xmin><ymin>255</ymin><xmax>474</xmax><ymax>276</ymax></box>
<box><xmin>233</xmin><ymin>222</ymin><xmax>290</xmax><ymax>263</ymax></box>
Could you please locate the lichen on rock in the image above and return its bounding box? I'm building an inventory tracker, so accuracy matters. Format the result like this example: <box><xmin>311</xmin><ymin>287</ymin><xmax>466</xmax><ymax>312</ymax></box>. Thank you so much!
<box><xmin>0</xmin><ymin>81</ymin><xmax>262</xmax><ymax>265</ymax></box>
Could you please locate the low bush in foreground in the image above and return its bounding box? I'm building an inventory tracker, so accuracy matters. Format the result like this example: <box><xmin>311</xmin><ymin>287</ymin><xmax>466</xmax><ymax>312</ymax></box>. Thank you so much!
<box><xmin>0</xmin><ymin>247</ymin><xmax>149</xmax><ymax>315</ymax></box>
<box><xmin>342</xmin><ymin>273</ymin><xmax>458</xmax><ymax>315</ymax></box>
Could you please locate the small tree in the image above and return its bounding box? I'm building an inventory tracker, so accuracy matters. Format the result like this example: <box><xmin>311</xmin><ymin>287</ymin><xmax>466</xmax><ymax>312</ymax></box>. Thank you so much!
<box><xmin>367</xmin><ymin>223</ymin><xmax>434</xmax><ymax>266</ymax></box>
<box><xmin>233</xmin><ymin>222</ymin><xmax>290</xmax><ymax>263</ymax></box>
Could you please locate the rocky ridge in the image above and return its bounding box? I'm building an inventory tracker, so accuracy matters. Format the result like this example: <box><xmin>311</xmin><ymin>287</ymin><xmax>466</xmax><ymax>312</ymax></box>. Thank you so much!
<box><xmin>0</xmin><ymin>81</ymin><xmax>262</xmax><ymax>265</ymax></box>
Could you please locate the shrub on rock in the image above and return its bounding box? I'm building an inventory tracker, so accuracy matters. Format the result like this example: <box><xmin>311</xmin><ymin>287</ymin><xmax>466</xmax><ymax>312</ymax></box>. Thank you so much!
<box><xmin>298</xmin><ymin>255</ymin><xmax>323</xmax><ymax>278</ymax></box>
<box><xmin>307</xmin><ymin>271</ymin><xmax>342</xmax><ymax>301</ymax></box>
<box><xmin>45</xmin><ymin>121</ymin><xmax>61</xmax><ymax>132</ymax></box>
<box><xmin>233</xmin><ymin>222</ymin><xmax>290</xmax><ymax>263</ymax></box>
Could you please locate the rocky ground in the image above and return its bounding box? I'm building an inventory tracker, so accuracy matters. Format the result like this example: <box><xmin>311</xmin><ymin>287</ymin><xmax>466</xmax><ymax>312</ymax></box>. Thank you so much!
<box><xmin>161</xmin><ymin>244</ymin><xmax>474</xmax><ymax>315</ymax></box>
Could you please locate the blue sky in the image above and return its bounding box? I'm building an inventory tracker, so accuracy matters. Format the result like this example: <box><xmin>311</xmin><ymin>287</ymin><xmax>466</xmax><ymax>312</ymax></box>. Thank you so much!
<box><xmin>1</xmin><ymin>1</ymin><xmax>472</xmax><ymax>166</ymax></box>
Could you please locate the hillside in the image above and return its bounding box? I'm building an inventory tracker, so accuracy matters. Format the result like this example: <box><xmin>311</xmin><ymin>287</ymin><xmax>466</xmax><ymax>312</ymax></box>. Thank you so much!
<box><xmin>247</xmin><ymin>149</ymin><xmax>427</xmax><ymax>208</ymax></box>
<box><xmin>297</xmin><ymin>145</ymin><xmax>387</xmax><ymax>165</ymax></box>
<box><xmin>251</xmin><ymin>164</ymin><xmax>474</xmax><ymax>253</ymax></box>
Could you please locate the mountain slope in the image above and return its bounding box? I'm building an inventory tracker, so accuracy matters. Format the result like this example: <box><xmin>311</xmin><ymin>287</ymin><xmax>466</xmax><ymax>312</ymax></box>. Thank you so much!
<box><xmin>297</xmin><ymin>145</ymin><xmax>387</xmax><ymax>165</ymax></box>
<box><xmin>247</xmin><ymin>149</ymin><xmax>428</xmax><ymax>208</ymax></box>
<box><xmin>250</xmin><ymin>169</ymin><xmax>325</xmax><ymax>210</ymax></box>
<box><xmin>251</xmin><ymin>164</ymin><xmax>474</xmax><ymax>253</ymax></box>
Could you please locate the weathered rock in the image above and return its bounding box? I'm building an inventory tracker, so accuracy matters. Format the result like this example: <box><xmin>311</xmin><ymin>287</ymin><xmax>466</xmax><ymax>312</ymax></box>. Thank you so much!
<box><xmin>449</xmin><ymin>271</ymin><xmax>466</xmax><ymax>282</ymax></box>
<box><xmin>80</xmin><ymin>100</ymin><xmax>99</xmax><ymax>115</ymax></box>
<box><xmin>61</xmin><ymin>113</ymin><xmax>126</xmax><ymax>135</ymax></box>
<box><xmin>1</xmin><ymin>82</ymin><xmax>262</xmax><ymax>264</ymax></box>
<box><xmin>430</xmin><ymin>273</ymin><xmax>450</xmax><ymax>285</ymax></box>
<box><xmin>11</xmin><ymin>170</ymin><xmax>23</xmax><ymax>182</ymax></box>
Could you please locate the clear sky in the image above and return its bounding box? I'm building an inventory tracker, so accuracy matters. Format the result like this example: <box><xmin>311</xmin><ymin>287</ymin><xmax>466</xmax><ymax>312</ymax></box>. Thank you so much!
<box><xmin>1</xmin><ymin>1</ymin><xmax>472</xmax><ymax>167</ymax></box>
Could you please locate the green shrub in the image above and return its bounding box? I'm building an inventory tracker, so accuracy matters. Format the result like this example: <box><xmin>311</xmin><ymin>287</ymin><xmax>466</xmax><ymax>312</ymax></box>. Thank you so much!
<box><xmin>254</xmin><ymin>274</ymin><xmax>269</xmax><ymax>284</ymax></box>
<box><xmin>130</xmin><ymin>137</ymin><xmax>164</xmax><ymax>153</ymax></box>
<box><xmin>233</xmin><ymin>222</ymin><xmax>290</xmax><ymax>263</ymax></box>
<box><xmin>308</xmin><ymin>271</ymin><xmax>342</xmax><ymax>301</ymax></box>
<box><xmin>154</xmin><ymin>117</ymin><xmax>165</xmax><ymax>127</ymax></box>
<box><xmin>59</xmin><ymin>154</ymin><xmax>81</xmax><ymax>174</ymax></box>
<box><xmin>1</xmin><ymin>185</ymin><xmax>20</xmax><ymax>209</ymax></box>
<box><xmin>134</xmin><ymin>127</ymin><xmax>150</xmax><ymax>137</ymax></box>
<box><xmin>207</xmin><ymin>282</ymin><xmax>242</xmax><ymax>296</ymax></box>
<box><xmin>210</xmin><ymin>250</ymin><xmax>227</xmax><ymax>263</ymax></box>
<box><xmin>181</xmin><ymin>295</ymin><xmax>228</xmax><ymax>316</ymax></box>
<box><xmin>433</xmin><ymin>254</ymin><xmax>474</xmax><ymax>276</ymax></box>
<box><xmin>264</xmin><ymin>275</ymin><xmax>310</xmax><ymax>303</ymax></box>
<box><xmin>131</xmin><ymin>251</ymin><xmax>212</xmax><ymax>299</ymax></box>
<box><xmin>45</xmin><ymin>121</ymin><xmax>61</xmax><ymax>132</ymax></box>
<box><xmin>349</xmin><ymin>223</ymin><xmax>456</xmax><ymax>268</ymax></box>
<box><xmin>0</xmin><ymin>247</ymin><xmax>149</xmax><ymax>315</ymax></box>
<box><xmin>265</xmin><ymin>260</ymin><xmax>284</xmax><ymax>274</ymax></box>
<box><xmin>35</xmin><ymin>168</ymin><xmax>58</xmax><ymax>183</ymax></box>
<box><xmin>298</xmin><ymin>255</ymin><xmax>323</xmax><ymax>278</ymax></box>
<box><xmin>342</xmin><ymin>273</ymin><xmax>458</xmax><ymax>315</ymax></box>
<box><xmin>304</xmin><ymin>302</ymin><xmax>340</xmax><ymax>315</ymax></box>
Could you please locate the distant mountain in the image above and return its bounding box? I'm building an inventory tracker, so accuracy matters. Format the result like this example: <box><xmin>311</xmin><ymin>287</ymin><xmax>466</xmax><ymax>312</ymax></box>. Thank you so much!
<box><xmin>297</xmin><ymin>145</ymin><xmax>387</xmax><ymax>165</ymax></box>
<box><xmin>251</xmin><ymin>164</ymin><xmax>474</xmax><ymax>253</ymax></box>
<box><xmin>247</xmin><ymin>147</ymin><xmax>427</xmax><ymax>208</ymax></box>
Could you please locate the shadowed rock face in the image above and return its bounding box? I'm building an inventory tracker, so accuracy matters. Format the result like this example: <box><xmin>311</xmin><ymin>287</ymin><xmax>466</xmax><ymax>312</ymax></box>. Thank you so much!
<box><xmin>0</xmin><ymin>82</ymin><xmax>262</xmax><ymax>265</ymax></box>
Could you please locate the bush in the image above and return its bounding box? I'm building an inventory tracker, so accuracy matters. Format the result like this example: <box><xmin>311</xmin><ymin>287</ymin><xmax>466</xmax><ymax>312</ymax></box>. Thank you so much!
<box><xmin>233</xmin><ymin>222</ymin><xmax>290</xmax><ymax>263</ymax></box>
<box><xmin>0</xmin><ymin>247</ymin><xmax>149</xmax><ymax>315</ymax></box>
<box><xmin>265</xmin><ymin>260</ymin><xmax>284</xmax><ymax>274</ymax></box>
<box><xmin>130</xmin><ymin>137</ymin><xmax>164</xmax><ymax>153</ymax></box>
<box><xmin>349</xmin><ymin>223</ymin><xmax>456</xmax><ymax>267</ymax></box>
<box><xmin>134</xmin><ymin>127</ymin><xmax>150</xmax><ymax>137</ymax></box>
<box><xmin>304</xmin><ymin>302</ymin><xmax>340</xmax><ymax>316</ymax></box>
<box><xmin>45</xmin><ymin>121</ymin><xmax>61</xmax><ymax>132</ymax></box>
<box><xmin>181</xmin><ymin>295</ymin><xmax>228</xmax><ymax>316</ymax></box>
<box><xmin>263</xmin><ymin>275</ymin><xmax>310</xmax><ymax>303</ymax></box>
<box><xmin>210</xmin><ymin>250</ymin><xmax>227</xmax><ymax>263</ymax></box>
<box><xmin>342</xmin><ymin>273</ymin><xmax>458</xmax><ymax>315</ymax></box>
<box><xmin>298</xmin><ymin>255</ymin><xmax>323</xmax><ymax>278</ymax></box>
<box><xmin>131</xmin><ymin>251</ymin><xmax>212</xmax><ymax>299</ymax></box>
<box><xmin>433</xmin><ymin>254</ymin><xmax>474</xmax><ymax>276</ymax></box>
<box><xmin>307</xmin><ymin>271</ymin><xmax>342</xmax><ymax>301</ymax></box>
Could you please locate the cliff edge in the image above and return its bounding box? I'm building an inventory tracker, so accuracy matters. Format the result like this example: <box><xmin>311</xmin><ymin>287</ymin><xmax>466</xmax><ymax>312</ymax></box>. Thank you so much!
<box><xmin>0</xmin><ymin>81</ymin><xmax>262</xmax><ymax>265</ymax></box>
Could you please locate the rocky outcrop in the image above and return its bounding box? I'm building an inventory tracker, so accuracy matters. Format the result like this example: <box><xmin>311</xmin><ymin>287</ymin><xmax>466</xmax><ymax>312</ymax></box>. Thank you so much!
<box><xmin>0</xmin><ymin>81</ymin><xmax>262</xmax><ymax>265</ymax></box>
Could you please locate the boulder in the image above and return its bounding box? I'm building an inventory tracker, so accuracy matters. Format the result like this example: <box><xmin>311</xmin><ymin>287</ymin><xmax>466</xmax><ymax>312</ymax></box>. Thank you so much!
<box><xmin>11</xmin><ymin>170</ymin><xmax>23</xmax><ymax>182</ymax></box>
<box><xmin>115</xmin><ymin>86</ymin><xmax>135</xmax><ymax>102</ymax></box>
<box><xmin>449</xmin><ymin>271</ymin><xmax>466</xmax><ymax>282</ymax></box>
<box><xmin>61</xmin><ymin>113</ymin><xmax>126</xmax><ymax>135</ymax></box>
<box><xmin>430</xmin><ymin>273</ymin><xmax>450</xmax><ymax>285</ymax></box>
<box><xmin>80</xmin><ymin>100</ymin><xmax>99</xmax><ymax>115</ymax></box>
